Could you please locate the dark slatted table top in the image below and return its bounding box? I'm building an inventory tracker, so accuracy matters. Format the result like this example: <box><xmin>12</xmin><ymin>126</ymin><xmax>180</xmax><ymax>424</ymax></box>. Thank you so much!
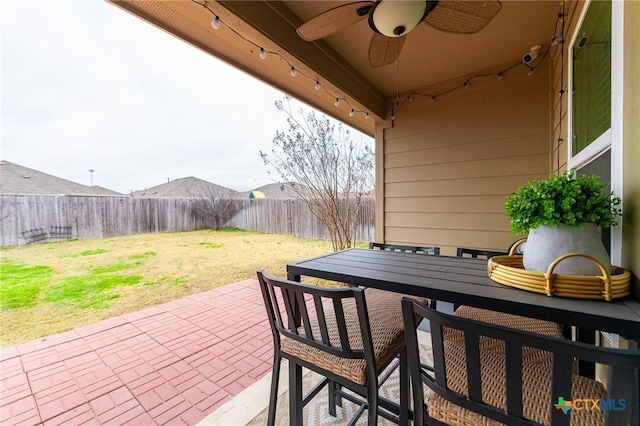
<box><xmin>287</xmin><ymin>248</ymin><xmax>640</xmax><ymax>341</ymax></box>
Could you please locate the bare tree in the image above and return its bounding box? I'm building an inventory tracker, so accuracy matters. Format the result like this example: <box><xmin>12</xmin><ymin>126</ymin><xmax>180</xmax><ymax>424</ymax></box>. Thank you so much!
<box><xmin>189</xmin><ymin>182</ymin><xmax>240</xmax><ymax>230</ymax></box>
<box><xmin>261</xmin><ymin>96</ymin><xmax>374</xmax><ymax>251</ymax></box>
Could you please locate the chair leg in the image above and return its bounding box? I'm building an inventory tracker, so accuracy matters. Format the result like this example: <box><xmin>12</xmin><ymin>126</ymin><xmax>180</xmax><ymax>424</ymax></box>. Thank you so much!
<box><xmin>328</xmin><ymin>380</ymin><xmax>337</xmax><ymax>416</ymax></box>
<box><xmin>367</xmin><ymin>380</ymin><xmax>379</xmax><ymax>426</ymax></box>
<box><xmin>267</xmin><ymin>350</ymin><xmax>281</xmax><ymax>426</ymax></box>
<box><xmin>328</xmin><ymin>380</ymin><xmax>343</xmax><ymax>417</ymax></box>
<box><xmin>399</xmin><ymin>348</ymin><xmax>409</xmax><ymax>426</ymax></box>
<box><xmin>289</xmin><ymin>361</ymin><xmax>303</xmax><ymax>425</ymax></box>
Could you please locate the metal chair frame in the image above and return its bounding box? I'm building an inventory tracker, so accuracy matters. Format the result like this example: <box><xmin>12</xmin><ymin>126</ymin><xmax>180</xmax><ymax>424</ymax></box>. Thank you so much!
<box><xmin>257</xmin><ymin>270</ymin><xmax>409</xmax><ymax>425</ymax></box>
<box><xmin>369</xmin><ymin>242</ymin><xmax>440</xmax><ymax>255</ymax></box>
<box><xmin>401</xmin><ymin>298</ymin><xmax>640</xmax><ymax>426</ymax></box>
<box><xmin>456</xmin><ymin>247</ymin><xmax>507</xmax><ymax>259</ymax></box>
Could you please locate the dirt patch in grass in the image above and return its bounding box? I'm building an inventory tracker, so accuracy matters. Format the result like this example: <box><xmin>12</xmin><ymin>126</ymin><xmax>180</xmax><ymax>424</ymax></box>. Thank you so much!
<box><xmin>0</xmin><ymin>229</ymin><xmax>339</xmax><ymax>346</ymax></box>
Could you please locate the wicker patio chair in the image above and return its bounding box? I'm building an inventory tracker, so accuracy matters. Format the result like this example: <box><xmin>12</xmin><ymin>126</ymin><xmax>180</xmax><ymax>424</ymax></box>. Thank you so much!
<box><xmin>359</xmin><ymin>243</ymin><xmax>437</xmax><ymax>328</ymax></box>
<box><xmin>450</xmin><ymin>248</ymin><xmax>564</xmax><ymax>346</ymax></box>
<box><xmin>369</xmin><ymin>242</ymin><xmax>440</xmax><ymax>255</ymax></box>
<box><xmin>402</xmin><ymin>298</ymin><xmax>640</xmax><ymax>426</ymax></box>
<box><xmin>456</xmin><ymin>247</ymin><xmax>507</xmax><ymax>259</ymax></box>
<box><xmin>257</xmin><ymin>270</ymin><xmax>410</xmax><ymax>425</ymax></box>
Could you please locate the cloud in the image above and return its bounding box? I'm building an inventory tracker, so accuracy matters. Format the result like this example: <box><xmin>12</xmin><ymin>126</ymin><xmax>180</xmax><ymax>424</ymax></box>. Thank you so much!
<box><xmin>1</xmin><ymin>0</ymin><xmax>372</xmax><ymax>194</ymax></box>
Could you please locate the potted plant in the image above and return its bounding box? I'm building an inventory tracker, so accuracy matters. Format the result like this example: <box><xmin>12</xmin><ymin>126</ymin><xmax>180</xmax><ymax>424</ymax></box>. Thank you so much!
<box><xmin>504</xmin><ymin>171</ymin><xmax>621</xmax><ymax>275</ymax></box>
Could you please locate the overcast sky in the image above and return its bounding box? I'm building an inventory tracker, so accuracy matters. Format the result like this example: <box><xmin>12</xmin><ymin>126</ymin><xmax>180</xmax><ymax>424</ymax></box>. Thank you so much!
<box><xmin>1</xmin><ymin>0</ymin><xmax>372</xmax><ymax>194</ymax></box>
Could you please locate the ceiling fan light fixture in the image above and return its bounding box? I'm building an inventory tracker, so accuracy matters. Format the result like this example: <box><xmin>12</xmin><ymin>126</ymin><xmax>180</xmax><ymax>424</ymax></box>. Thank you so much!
<box><xmin>369</xmin><ymin>0</ymin><xmax>430</xmax><ymax>37</ymax></box>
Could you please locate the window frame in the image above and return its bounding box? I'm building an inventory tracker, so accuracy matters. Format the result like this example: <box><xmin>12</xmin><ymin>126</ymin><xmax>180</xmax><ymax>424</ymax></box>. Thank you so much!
<box><xmin>567</xmin><ymin>0</ymin><xmax>624</xmax><ymax>348</ymax></box>
<box><xmin>567</xmin><ymin>0</ymin><xmax>623</xmax><ymax>266</ymax></box>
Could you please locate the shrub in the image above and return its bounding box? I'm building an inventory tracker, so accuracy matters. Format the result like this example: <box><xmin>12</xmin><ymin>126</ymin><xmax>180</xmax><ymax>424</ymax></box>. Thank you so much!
<box><xmin>504</xmin><ymin>171</ymin><xmax>621</xmax><ymax>234</ymax></box>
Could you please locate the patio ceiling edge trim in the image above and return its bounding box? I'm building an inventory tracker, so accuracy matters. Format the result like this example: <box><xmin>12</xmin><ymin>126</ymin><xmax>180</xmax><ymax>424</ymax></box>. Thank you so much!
<box><xmin>217</xmin><ymin>0</ymin><xmax>387</xmax><ymax>119</ymax></box>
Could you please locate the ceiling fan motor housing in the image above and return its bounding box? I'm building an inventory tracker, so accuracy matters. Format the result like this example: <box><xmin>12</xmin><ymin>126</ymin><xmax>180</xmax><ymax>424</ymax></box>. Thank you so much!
<box><xmin>369</xmin><ymin>0</ymin><xmax>437</xmax><ymax>37</ymax></box>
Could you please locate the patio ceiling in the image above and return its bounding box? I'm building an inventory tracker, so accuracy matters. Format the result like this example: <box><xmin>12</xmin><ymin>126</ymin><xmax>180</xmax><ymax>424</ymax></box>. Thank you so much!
<box><xmin>109</xmin><ymin>1</ymin><xmax>560</xmax><ymax>135</ymax></box>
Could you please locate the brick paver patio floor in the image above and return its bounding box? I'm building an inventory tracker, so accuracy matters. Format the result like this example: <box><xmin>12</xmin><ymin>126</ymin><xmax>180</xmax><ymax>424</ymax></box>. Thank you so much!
<box><xmin>0</xmin><ymin>279</ymin><xmax>273</xmax><ymax>425</ymax></box>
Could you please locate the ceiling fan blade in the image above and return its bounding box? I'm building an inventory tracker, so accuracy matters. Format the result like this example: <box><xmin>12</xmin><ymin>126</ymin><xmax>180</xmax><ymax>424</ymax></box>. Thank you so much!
<box><xmin>297</xmin><ymin>1</ymin><xmax>374</xmax><ymax>41</ymax></box>
<box><xmin>369</xmin><ymin>33</ymin><xmax>406</xmax><ymax>68</ymax></box>
<box><xmin>424</xmin><ymin>0</ymin><xmax>502</xmax><ymax>34</ymax></box>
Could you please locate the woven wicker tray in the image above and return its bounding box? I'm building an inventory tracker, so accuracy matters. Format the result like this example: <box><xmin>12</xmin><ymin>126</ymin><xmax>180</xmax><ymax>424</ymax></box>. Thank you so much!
<box><xmin>487</xmin><ymin>240</ymin><xmax>631</xmax><ymax>301</ymax></box>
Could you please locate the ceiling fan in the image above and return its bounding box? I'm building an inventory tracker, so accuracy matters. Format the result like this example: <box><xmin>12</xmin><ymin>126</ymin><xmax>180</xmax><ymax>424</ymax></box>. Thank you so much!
<box><xmin>297</xmin><ymin>0</ymin><xmax>502</xmax><ymax>68</ymax></box>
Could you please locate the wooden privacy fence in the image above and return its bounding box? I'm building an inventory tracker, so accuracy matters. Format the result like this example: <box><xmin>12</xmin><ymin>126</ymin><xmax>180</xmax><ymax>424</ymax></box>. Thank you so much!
<box><xmin>0</xmin><ymin>195</ymin><xmax>375</xmax><ymax>246</ymax></box>
<box><xmin>226</xmin><ymin>197</ymin><xmax>375</xmax><ymax>242</ymax></box>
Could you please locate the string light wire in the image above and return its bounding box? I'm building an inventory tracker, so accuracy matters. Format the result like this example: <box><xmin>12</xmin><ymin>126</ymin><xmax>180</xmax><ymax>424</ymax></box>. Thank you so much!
<box><xmin>556</xmin><ymin>0</ymin><xmax>567</xmax><ymax>173</ymax></box>
<box><xmin>192</xmin><ymin>0</ymin><xmax>371</xmax><ymax>119</ymax></box>
<box><xmin>394</xmin><ymin>5</ymin><xmax>567</xmax><ymax>117</ymax></box>
<box><xmin>194</xmin><ymin>0</ymin><xmax>567</xmax><ymax>123</ymax></box>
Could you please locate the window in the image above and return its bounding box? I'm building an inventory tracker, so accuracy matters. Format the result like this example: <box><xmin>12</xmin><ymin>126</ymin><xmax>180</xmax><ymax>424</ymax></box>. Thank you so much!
<box><xmin>568</xmin><ymin>0</ymin><xmax>623</xmax><ymax>348</ymax></box>
<box><xmin>571</xmin><ymin>0</ymin><xmax>611</xmax><ymax>156</ymax></box>
<box><xmin>568</xmin><ymin>0</ymin><xmax>622</xmax><ymax>265</ymax></box>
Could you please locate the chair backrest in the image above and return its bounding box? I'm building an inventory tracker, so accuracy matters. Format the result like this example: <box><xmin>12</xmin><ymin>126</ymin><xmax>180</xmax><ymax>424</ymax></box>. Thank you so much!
<box><xmin>257</xmin><ymin>270</ymin><xmax>375</xmax><ymax>361</ymax></box>
<box><xmin>401</xmin><ymin>298</ymin><xmax>640</xmax><ymax>426</ymax></box>
<box><xmin>369</xmin><ymin>242</ymin><xmax>440</xmax><ymax>255</ymax></box>
<box><xmin>456</xmin><ymin>247</ymin><xmax>506</xmax><ymax>259</ymax></box>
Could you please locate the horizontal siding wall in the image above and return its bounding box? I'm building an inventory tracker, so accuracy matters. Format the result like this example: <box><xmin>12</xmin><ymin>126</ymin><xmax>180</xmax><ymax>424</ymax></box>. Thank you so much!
<box><xmin>381</xmin><ymin>62</ymin><xmax>551</xmax><ymax>256</ymax></box>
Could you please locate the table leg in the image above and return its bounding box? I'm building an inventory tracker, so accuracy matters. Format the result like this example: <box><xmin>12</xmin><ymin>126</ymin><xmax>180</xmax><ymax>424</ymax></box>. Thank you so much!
<box><xmin>576</xmin><ymin>327</ymin><xmax>596</xmax><ymax>378</ymax></box>
<box><xmin>605</xmin><ymin>339</ymin><xmax>639</xmax><ymax>425</ymax></box>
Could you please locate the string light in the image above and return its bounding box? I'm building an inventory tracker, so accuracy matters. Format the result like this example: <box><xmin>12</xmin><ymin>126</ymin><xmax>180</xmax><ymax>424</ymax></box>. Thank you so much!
<box><xmin>196</xmin><ymin>0</ymin><xmax>565</xmax><ymax>122</ymax></box>
<box><xmin>191</xmin><ymin>0</ymin><xmax>373</xmax><ymax>121</ymax></box>
<box><xmin>390</xmin><ymin>3</ymin><xmax>565</xmax><ymax>119</ymax></box>
<box><xmin>211</xmin><ymin>16</ymin><xmax>220</xmax><ymax>29</ymax></box>
<box><xmin>556</xmin><ymin>2</ymin><xmax>567</xmax><ymax>172</ymax></box>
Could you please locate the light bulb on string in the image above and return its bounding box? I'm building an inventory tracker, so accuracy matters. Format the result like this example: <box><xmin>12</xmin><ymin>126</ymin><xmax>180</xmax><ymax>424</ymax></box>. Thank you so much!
<box><xmin>365</xmin><ymin>113</ymin><xmax>370</xmax><ymax>120</ymax></box>
<box><xmin>211</xmin><ymin>16</ymin><xmax>220</xmax><ymax>29</ymax></box>
<box><xmin>349</xmin><ymin>109</ymin><xmax>355</xmax><ymax>117</ymax></box>
<box><xmin>259</xmin><ymin>48</ymin><xmax>267</xmax><ymax>60</ymax></box>
<box><xmin>430</xmin><ymin>97</ymin><xmax>436</xmax><ymax>103</ymax></box>
<box><xmin>334</xmin><ymin>98</ymin><xmax>340</xmax><ymax>107</ymax></box>
<box><xmin>290</xmin><ymin>67</ymin><xmax>297</xmax><ymax>77</ymax></box>
<box><xmin>497</xmin><ymin>73</ymin><xmax>504</xmax><ymax>80</ymax></box>
<box><xmin>315</xmin><ymin>81</ymin><xmax>321</xmax><ymax>91</ymax></box>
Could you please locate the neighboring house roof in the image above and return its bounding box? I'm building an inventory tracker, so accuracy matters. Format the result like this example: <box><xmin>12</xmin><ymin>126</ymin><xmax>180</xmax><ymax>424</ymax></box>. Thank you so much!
<box><xmin>131</xmin><ymin>176</ymin><xmax>240</xmax><ymax>198</ymax></box>
<box><xmin>240</xmin><ymin>182</ymin><xmax>301</xmax><ymax>199</ymax></box>
<box><xmin>71</xmin><ymin>186</ymin><xmax>123</xmax><ymax>196</ymax></box>
<box><xmin>0</xmin><ymin>160</ymin><xmax>122</xmax><ymax>195</ymax></box>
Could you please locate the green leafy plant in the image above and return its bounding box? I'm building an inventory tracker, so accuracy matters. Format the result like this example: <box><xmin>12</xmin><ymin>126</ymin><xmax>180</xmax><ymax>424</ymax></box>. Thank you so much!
<box><xmin>505</xmin><ymin>171</ymin><xmax>621</xmax><ymax>234</ymax></box>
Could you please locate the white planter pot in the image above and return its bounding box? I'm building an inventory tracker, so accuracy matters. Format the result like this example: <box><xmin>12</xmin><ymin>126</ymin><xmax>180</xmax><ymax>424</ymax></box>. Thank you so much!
<box><xmin>523</xmin><ymin>223</ymin><xmax>612</xmax><ymax>275</ymax></box>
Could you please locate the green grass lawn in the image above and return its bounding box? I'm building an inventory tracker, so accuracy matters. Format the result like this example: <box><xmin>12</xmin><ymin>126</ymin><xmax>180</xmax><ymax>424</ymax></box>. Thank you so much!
<box><xmin>0</xmin><ymin>229</ymin><xmax>357</xmax><ymax>346</ymax></box>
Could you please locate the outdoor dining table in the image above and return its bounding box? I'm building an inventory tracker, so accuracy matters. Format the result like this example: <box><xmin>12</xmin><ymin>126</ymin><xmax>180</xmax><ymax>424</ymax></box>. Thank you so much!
<box><xmin>287</xmin><ymin>248</ymin><xmax>640</xmax><ymax>422</ymax></box>
<box><xmin>287</xmin><ymin>248</ymin><xmax>640</xmax><ymax>342</ymax></box>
